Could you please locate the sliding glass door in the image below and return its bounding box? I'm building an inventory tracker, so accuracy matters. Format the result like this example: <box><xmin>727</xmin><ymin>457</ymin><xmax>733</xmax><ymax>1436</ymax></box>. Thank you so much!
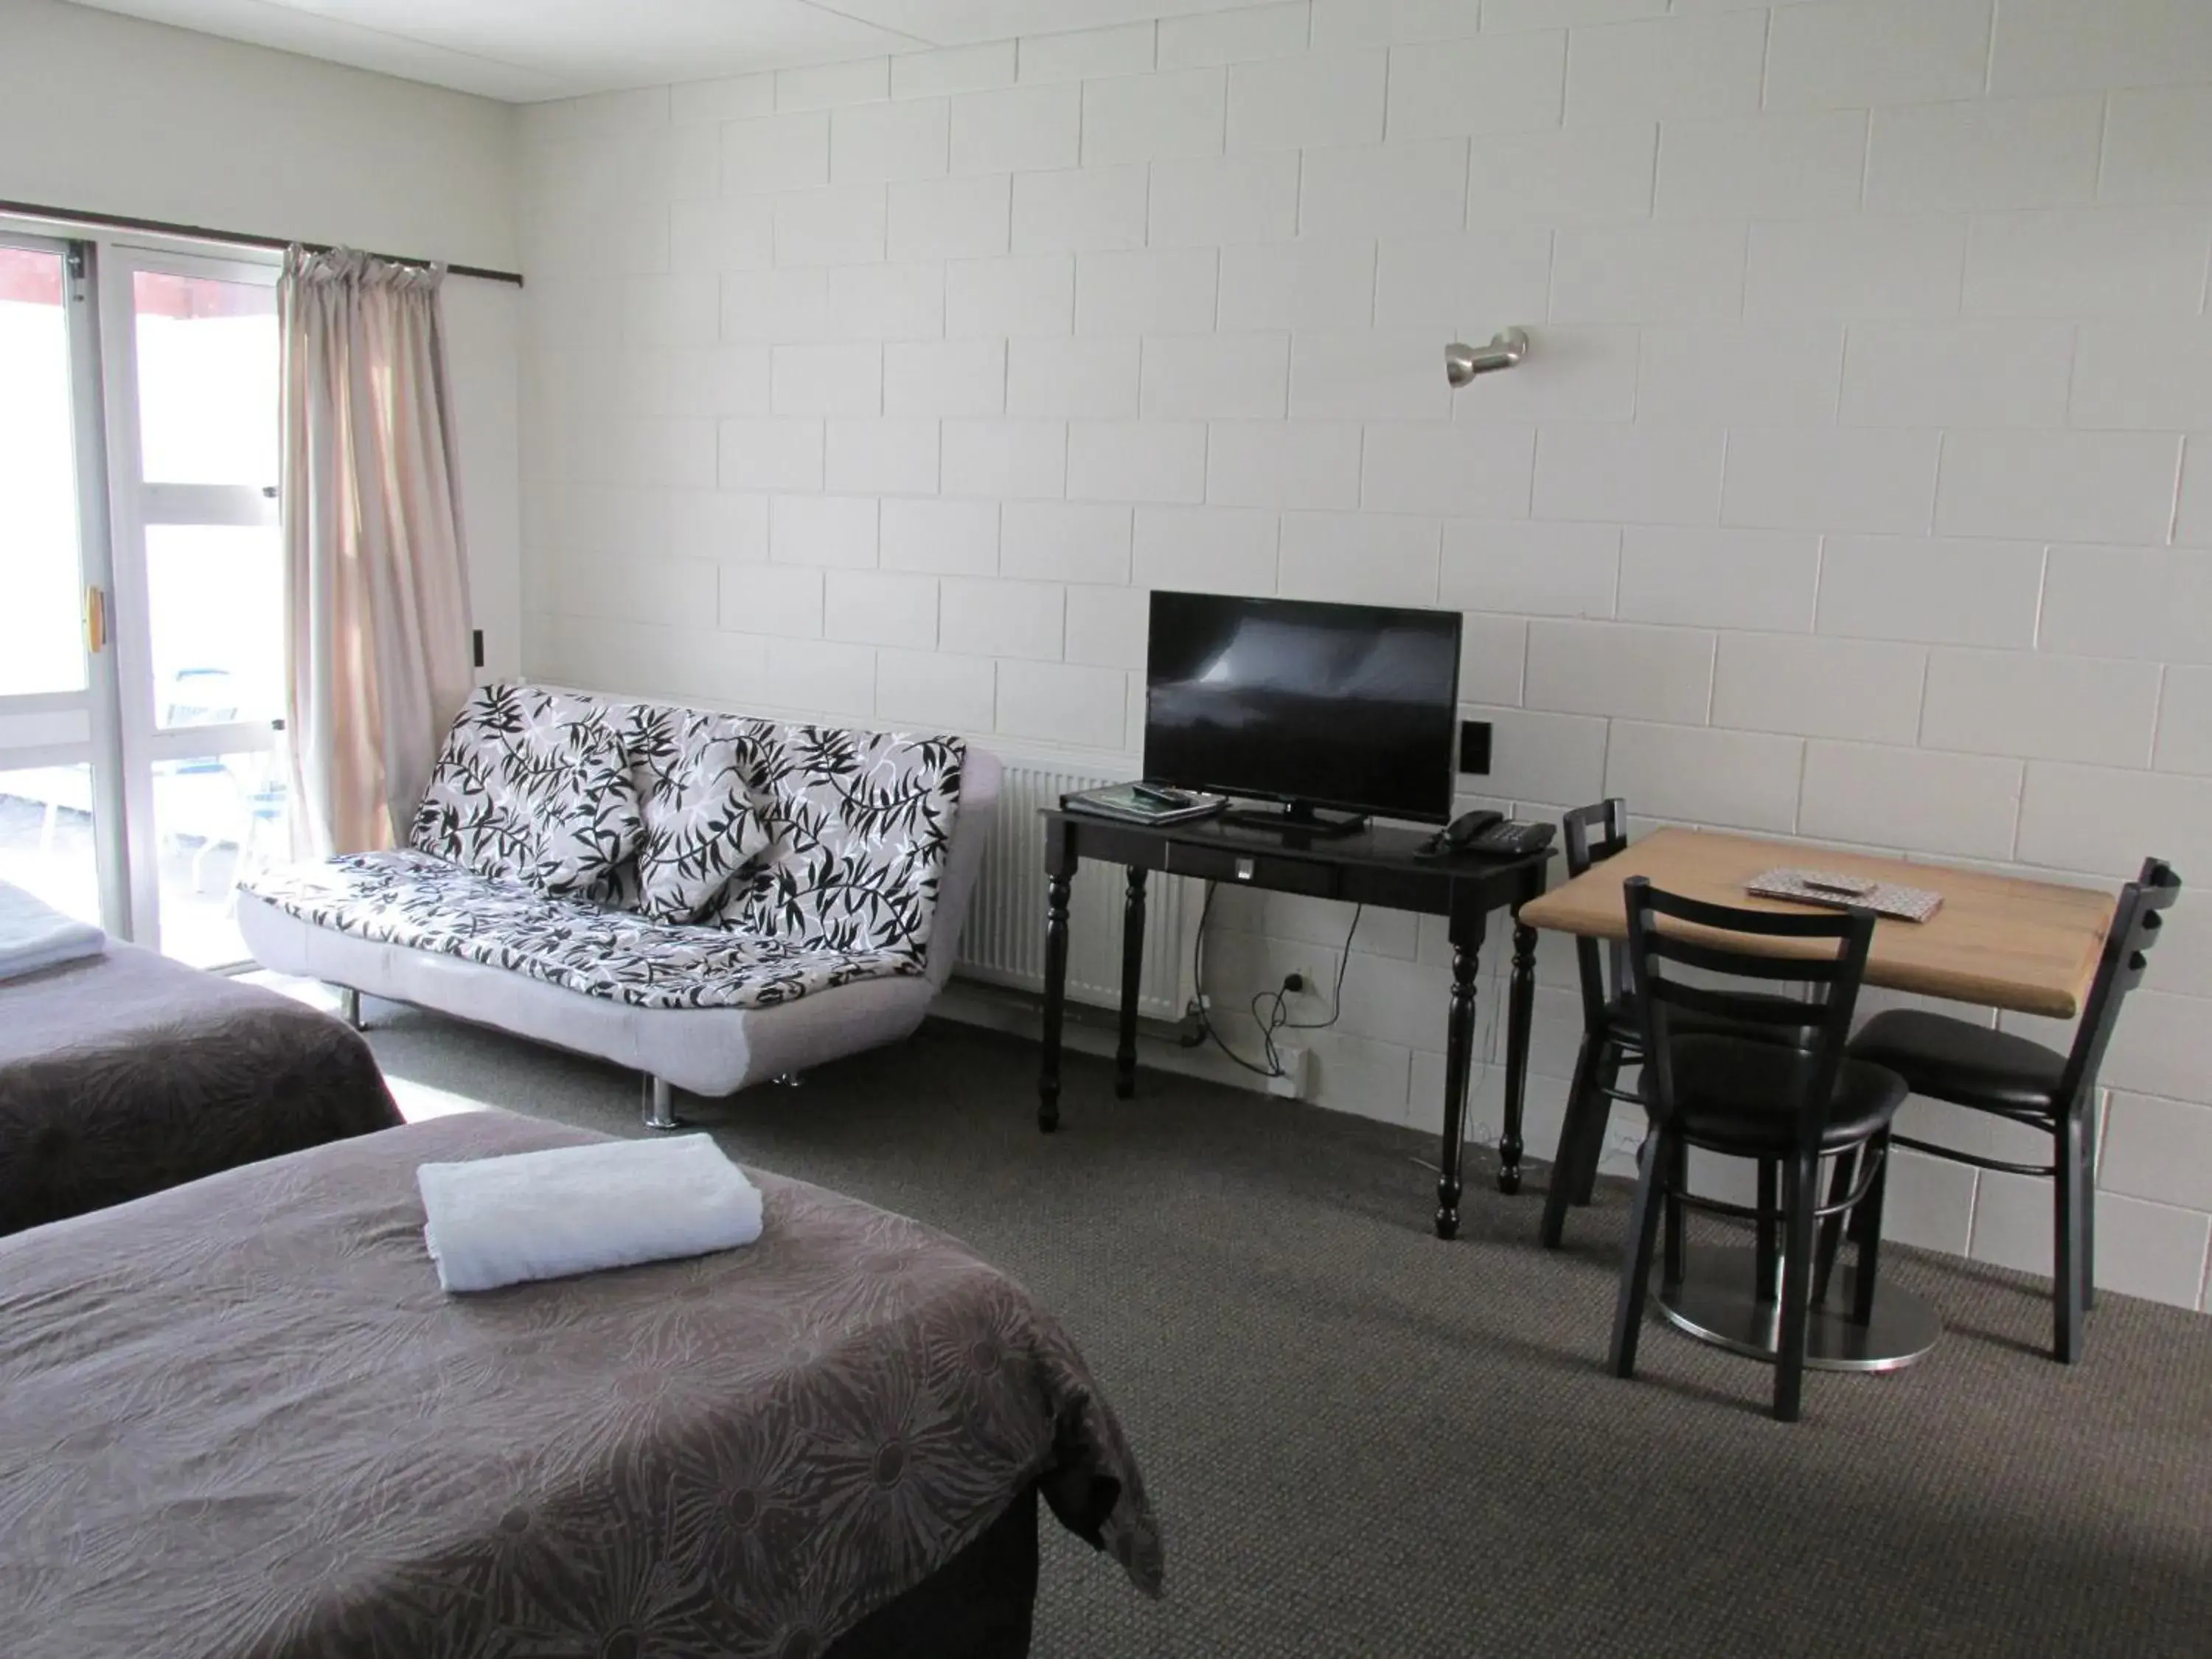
<box><xmin>0</xmin><ymin>221</ymin><xmax>289</xmax><ymax>969</ymax></box>
<box><xmin>0</xmin><ymin>232</ymin><xmax>128</xmax><ymax>933</ymax></box>
<box><xmin>103</xmin><ymin>250</ymin><xmax>288</xmax><ymax>968</ymax></box>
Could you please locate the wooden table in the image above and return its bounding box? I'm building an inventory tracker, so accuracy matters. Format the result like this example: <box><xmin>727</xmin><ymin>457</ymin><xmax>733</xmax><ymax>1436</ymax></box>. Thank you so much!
<box><xmin>1517</xmin><ymin>827</ymin><xmax>2115</xmax><ymax>1019</ymax></box>
<box><xmin>1518</xmin><ymin>827</ymin><xmax>2118</xmax><ymax>1371</ymax></box>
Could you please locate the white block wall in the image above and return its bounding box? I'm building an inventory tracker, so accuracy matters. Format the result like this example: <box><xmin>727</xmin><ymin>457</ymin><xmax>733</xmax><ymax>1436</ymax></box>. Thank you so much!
<box><xmin>516</xmin><ymin>0</ymin><xmax>2212</xmax><ymax>1312</ymax></box>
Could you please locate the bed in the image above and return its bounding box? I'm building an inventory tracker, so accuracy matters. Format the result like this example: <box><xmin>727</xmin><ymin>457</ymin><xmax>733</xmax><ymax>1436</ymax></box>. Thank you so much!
<box><xmin>0</xmin><ymin>1110</ymin><xmax>1162</xmax><ymax>1657</ymax></box>
<box><xmin>0</xmin><ymin>941</ymin><xmax>402</xmax><ymax>1234</ymax></box>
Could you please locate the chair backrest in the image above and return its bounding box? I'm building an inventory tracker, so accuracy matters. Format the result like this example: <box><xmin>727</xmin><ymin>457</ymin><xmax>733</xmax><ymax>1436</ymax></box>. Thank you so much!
<box><xmin>2058</xmin><ymin>858</ymin><xmax>2183</xmax><ymax>1110</ymax></box>
<box><xmin>1624</xmin><ymin>877</ymin><xmax>1878</xmax><ymax>1158</ymax></box>
<box><xmin>1562</xmin><ymin>798</ymin><xmax>1629</xmax><ymax>1032</ymax></box>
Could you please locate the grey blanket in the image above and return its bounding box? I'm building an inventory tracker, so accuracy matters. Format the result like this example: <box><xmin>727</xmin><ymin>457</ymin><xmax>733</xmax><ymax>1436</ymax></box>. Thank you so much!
<box><xmin>0</xmin><ymin>1111</ymin><xmax>1162</xmax><ymax>1656</ymax></box>
<box><xmin>0</xmin><ymin>942</ymin><xmax>400</xmax><ymax>1234</ymax></box>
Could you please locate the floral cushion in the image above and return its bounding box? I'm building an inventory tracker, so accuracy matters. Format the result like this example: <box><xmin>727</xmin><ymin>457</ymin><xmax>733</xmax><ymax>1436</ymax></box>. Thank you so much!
<box><xmin>720</xmin><ymin>726</ymin><xmax>967</xmax><ymax>961</ymax></box>
<box><xmin>241</xmin><ymin>852</ymin><xmax>919</xmax><ymax>1011</ymax></box>
<box><xmin>410</xmin><ymin>685</ymin><xmax>626</xmax><ymax>890</ymax></box>
<box><xmin>623</xmin><ymin>706</ymin><xmax>772</xmax><ymax>922</ymax></box>
<box><xmin>532</xmin><ymin>725</ymin><xmax>644</xmax><ymax>900</ymax></box>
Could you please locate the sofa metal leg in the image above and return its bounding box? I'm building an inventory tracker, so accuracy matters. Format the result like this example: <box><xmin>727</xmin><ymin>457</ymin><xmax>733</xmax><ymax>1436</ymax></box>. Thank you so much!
<box><xmin>643</xmin><ymin>1075</ymin><xmax>682</xmax><ymax>1132</ymax></box>
<box><xmin>337</xmin><ymin>987</ymin><xmax>364</xmax><ymax>1032</ymax></box>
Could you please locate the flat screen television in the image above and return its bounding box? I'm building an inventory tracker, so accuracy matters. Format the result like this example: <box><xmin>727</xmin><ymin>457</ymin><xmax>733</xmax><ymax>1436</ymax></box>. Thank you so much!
<box><xmin>1144</xmin><ymin>592</ymin><xmax>1463</xmax><ymax>828</ymax></box>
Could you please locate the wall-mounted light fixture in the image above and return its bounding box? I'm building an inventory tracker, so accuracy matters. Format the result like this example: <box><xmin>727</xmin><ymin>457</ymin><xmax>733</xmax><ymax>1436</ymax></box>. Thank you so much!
<box><xmin>1444</xmin><ymin>328</ymin><xmax>1531</xmax><ymax>386</ymax></box>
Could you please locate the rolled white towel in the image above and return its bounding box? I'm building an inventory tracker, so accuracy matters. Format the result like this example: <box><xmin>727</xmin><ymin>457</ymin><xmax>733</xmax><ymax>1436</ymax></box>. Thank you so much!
<box><xmin>0</xmin><ymin>880</ymin><xmax>106</xmax><ymax>983</ymax></box>
<box><xmin>417</xmin><ymin>1133</ymin><xmax>764</xmax><ymax>1294</ymax></box>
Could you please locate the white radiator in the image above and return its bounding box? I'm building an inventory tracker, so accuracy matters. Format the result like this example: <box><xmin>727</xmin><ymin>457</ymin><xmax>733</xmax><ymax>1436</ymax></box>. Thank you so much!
<box><xmin>956</xmin><ymin>758</ymin><xmax>1197</xmax><ymax>1022</ymax></box>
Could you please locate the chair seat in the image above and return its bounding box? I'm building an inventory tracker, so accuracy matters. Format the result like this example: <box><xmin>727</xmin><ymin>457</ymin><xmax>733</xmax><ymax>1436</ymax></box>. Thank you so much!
<box><xmin>1847</xmin><ymin>1009</ymin><xmax>2066</xmax><ymax>1117</ymax></box>
<box><xmin>1661</xmin><ymin>1034</ymin><xmax>1908</xmax><ymax>1156</ymax></box>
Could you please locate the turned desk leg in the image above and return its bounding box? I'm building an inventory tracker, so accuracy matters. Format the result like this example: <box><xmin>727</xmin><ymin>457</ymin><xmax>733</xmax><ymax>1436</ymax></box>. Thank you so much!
<box><xmin>1499</xmin><ymin>922</ymin><xmax>1538</xmax><ymax>1196</ymax></box>
<box><xmin>1437</xmin><ymin>939</ymin><xmax>1484</xmax><ymax>1240</ymax></box>
<box><xmin>1116</xmin><ymin>867</ymin><xmax>1147</xmax><ymax>1099</ymax></box>
<box><xmin>1038</xmin><ymin>869</ymin><xmax>1072</xmax><ymax>1133</ymax></box>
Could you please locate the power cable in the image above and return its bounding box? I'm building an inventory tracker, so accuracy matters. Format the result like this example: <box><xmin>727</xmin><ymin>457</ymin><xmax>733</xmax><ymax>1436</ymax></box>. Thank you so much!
<box><xmin>1181</xmin><ymin>880</ymin><xmax>1363</xmax><ymax>1082</ymax></box>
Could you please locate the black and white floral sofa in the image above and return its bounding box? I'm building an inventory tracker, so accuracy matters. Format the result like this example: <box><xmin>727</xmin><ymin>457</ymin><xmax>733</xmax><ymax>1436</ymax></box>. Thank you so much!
<box><xmin>236</xmin><ymin>683</ymin><xmax>1001</xmax><ymax>1126</ymax></box>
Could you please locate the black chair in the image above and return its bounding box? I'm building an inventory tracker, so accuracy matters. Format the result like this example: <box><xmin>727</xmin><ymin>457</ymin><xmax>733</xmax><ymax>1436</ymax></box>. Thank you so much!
<box><xmin>1539</xmin><ymin>799</ymin><xmax>1636</xmax><ymax>1249</ymax></box>
<box><xmin>1540</xmin><ymin>801</ymin><xmax>1801</xmax><ymax>1251</ymax></box>
<box><xmin>1610</xmin><ymin>878</ymin><xmax>1910</xmax><ymax>1423</ymax></box>
<box><xmin>1847</xmin><ymin>858</ymin><xmax>2182</xmax><ymax>1364</ymax></box>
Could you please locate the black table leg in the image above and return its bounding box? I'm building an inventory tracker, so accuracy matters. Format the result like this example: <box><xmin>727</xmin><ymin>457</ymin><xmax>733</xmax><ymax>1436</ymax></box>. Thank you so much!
<box><xmin>1039</xmin><ymin>867</ymin><xmax>1072</xmax><ymax>1133</ymax></box>
<box><xmin>1436</xmin><ymin>936</ymin><xmax>1482</xmax><ymax>1240</ymax></box>
<box><xmin>1499</xmin><ymin>920</ymin><xmax>1537</xmax><ymax>1196</ymax></box>
<box><xmin>1115</xmin><ymin>866</ymin><xmax>1147</xmax><ymax>1099</ymax></box>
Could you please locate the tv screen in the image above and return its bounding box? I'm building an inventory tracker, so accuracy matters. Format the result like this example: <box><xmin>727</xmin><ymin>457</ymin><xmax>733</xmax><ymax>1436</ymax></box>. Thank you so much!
<box><xmin>1144</xmin><ymin>592</ymin><xmax>1464</xmax><ymax>825</ymax></box>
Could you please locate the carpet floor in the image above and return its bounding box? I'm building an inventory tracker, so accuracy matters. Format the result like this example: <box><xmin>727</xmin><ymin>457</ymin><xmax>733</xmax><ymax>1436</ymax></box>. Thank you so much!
<box><xmin>357</xmin><ymin>1004</ymin><xmax>2212</xmax><ymax>1658</ymax></box>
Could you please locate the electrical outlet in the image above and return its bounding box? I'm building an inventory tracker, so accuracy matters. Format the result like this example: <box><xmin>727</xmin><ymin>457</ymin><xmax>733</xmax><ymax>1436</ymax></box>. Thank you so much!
<box><xmin>1604</xmin><ymin>1124</ymin><xmax>1646</xmax><ymax>1170</ymax></box>
<box><xmin>1267</xmin><ymin>1046</ymin><xmax>1310</xmax><ymax>1100</ymax></box>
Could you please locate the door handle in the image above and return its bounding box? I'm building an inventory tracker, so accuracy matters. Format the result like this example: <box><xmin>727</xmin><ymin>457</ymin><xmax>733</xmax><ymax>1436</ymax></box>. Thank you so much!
<box><xmin>85</xmin><ymin>584</ymin><xmax>107</xmax><ymax>655</ymax></box>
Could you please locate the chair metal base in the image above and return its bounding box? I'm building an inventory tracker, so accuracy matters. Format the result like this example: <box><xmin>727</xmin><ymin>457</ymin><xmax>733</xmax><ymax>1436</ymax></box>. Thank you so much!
<box><xmin>1657</xmin><ymin>1245</ymin><xmax>1941</xmax><ymax>1374</ymax></box>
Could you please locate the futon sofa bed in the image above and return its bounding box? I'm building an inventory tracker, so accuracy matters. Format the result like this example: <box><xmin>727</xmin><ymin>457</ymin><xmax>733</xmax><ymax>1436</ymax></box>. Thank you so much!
<box><xmin>237</xmin><ymin>683</ymin><xmax>999</xmax><ymax>1122</ymax></box>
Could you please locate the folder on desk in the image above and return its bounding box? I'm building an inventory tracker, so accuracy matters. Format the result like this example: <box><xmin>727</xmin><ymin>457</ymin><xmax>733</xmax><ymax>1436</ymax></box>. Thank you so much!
<box><xmin>1062</xmin><ymin>783</ymin><xmax>1227</xmax><ymax>825</ymax></box>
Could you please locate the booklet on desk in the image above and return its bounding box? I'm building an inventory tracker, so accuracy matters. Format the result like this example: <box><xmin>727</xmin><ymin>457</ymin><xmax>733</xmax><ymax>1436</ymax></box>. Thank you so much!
<box><xmin>1062</xmin><ymin>782</ymin><xmax>1228</xmax><ymax>825</ymax></box>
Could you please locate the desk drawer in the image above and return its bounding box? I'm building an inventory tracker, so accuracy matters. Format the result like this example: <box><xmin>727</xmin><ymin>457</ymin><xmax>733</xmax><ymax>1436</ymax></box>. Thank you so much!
<box><xmin>1164</xmin><ymin>842</ymin><xmax>1342</xmax><ymax>899</ymax></box>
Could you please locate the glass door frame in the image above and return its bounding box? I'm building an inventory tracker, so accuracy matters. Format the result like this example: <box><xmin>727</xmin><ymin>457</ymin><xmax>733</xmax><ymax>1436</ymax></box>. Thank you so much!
<box><xmin>98</xmin><ymin>240</ymin><xmax>284</xmax><ymax>957</ymax></box>
<box><xmin>0</xmin><ymin>223</ymin><xmax>131</xmax><ymax>935</ymax></box>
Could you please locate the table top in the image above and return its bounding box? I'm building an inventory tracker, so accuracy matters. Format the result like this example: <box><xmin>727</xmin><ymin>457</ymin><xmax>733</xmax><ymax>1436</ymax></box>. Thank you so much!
<box><xmin>1046</xmin><ymin>807</ymin><xmax>1551</xmax><ymax>925</ymax></box>
<box><xmin>1044</xmin><ymin>807</ymin><xmax>1551</xmax><ymax>877</ymax></box>
<box><xmin>1516</xmin><ymin>827</ymin><xmax>2115</xmax><ymax>1020</ymax></box>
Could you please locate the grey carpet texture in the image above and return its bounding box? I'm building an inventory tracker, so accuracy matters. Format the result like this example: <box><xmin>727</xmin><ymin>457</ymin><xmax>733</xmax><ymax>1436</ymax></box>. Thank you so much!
<box><xmin>358</xmin><ymin>1005</ymin><xmax>2212</xmax><ymax>1658</ymax></box>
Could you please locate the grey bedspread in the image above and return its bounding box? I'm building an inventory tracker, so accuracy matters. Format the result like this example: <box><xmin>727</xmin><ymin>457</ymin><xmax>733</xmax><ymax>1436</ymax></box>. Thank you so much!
<box><xmin>0</xmin><ymin>942</ymin><xmax>400</xmax><ymax>1234</ymax></box>
<box><xmin>0</xmin><ymin>1110</ymin><xmax>1163</xmax><ymax>1657</ymax></box>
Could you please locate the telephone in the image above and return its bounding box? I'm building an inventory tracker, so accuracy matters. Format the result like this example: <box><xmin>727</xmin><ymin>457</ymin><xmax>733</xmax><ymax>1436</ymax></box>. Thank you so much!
<box><xmin>1420</xmin><ymin>810</ymin><xmax>1556</xmax><ymax>860</ymax></box>
<box><xmin>1427</xmin><ymin>810</ymin><xmax>1502</xmax><ymax>855</ymax></box>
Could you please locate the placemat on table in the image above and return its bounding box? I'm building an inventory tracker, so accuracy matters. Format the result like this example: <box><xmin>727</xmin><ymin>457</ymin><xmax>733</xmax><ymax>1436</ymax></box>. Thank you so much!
<box><xmin>1747</xmin><ymin>868</ymin><xmax>1944</xmax><ymax>923</ymax></box>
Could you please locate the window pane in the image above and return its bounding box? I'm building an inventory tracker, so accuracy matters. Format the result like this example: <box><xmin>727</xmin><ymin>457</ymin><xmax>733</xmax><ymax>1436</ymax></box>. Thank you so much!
<box><xmin>147</xmin><ymin>524</ymin><xmax>285</xmax><ymax>729</ymax></box>
<box><xmin>0</xmin><ymin>763</ymin><xmax>101</xmax><ymax>927</ymax></box>
<box><xmin>132</xmin><ymin>271</ymin><xmax>278</xmax><ymax>488</ymax></box>
<box><xmin>0</xmin><ymin>247</ymin><xmax>86</xmax><ymax>696</ymax></box>
<box><xmin>155</xmin><ymin>749</ymin><xmax>288</xmax><ymax>970</ymax></box>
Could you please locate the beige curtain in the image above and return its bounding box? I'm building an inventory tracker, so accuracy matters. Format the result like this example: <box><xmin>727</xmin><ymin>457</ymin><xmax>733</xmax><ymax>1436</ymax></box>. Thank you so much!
<box><xmin>279</xmin><ymin>246</ymin><xmax>474</xmax><ymax>858</ymax></box>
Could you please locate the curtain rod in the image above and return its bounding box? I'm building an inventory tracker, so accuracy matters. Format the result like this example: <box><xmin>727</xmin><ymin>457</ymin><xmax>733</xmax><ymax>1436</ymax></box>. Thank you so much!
<box><xmin>0</xmin><ymin>198</ymin><xmax>524</xmax><ymax>286</ymax></box>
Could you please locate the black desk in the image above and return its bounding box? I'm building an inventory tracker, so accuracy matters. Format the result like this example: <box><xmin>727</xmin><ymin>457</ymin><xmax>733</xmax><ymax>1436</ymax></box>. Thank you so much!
<box><xmin>1035</xmin><ymin>810</ymin><xmax>1550</xmax><ymax>1238</ymax></box>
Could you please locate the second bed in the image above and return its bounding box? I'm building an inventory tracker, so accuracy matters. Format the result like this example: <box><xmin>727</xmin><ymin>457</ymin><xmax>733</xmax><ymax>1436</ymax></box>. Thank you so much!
<box><xmin>0</xmin><ymin>1109</ymin><xmax>1161</xmax><ymax>1657</ymax></box>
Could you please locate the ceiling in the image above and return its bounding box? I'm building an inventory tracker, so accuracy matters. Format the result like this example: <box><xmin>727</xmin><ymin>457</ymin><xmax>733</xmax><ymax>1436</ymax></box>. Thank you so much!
<box><xmin>66</xmin><ymin>0</ymin><xmax>1261</xmax><ymax>102</ymax></box>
